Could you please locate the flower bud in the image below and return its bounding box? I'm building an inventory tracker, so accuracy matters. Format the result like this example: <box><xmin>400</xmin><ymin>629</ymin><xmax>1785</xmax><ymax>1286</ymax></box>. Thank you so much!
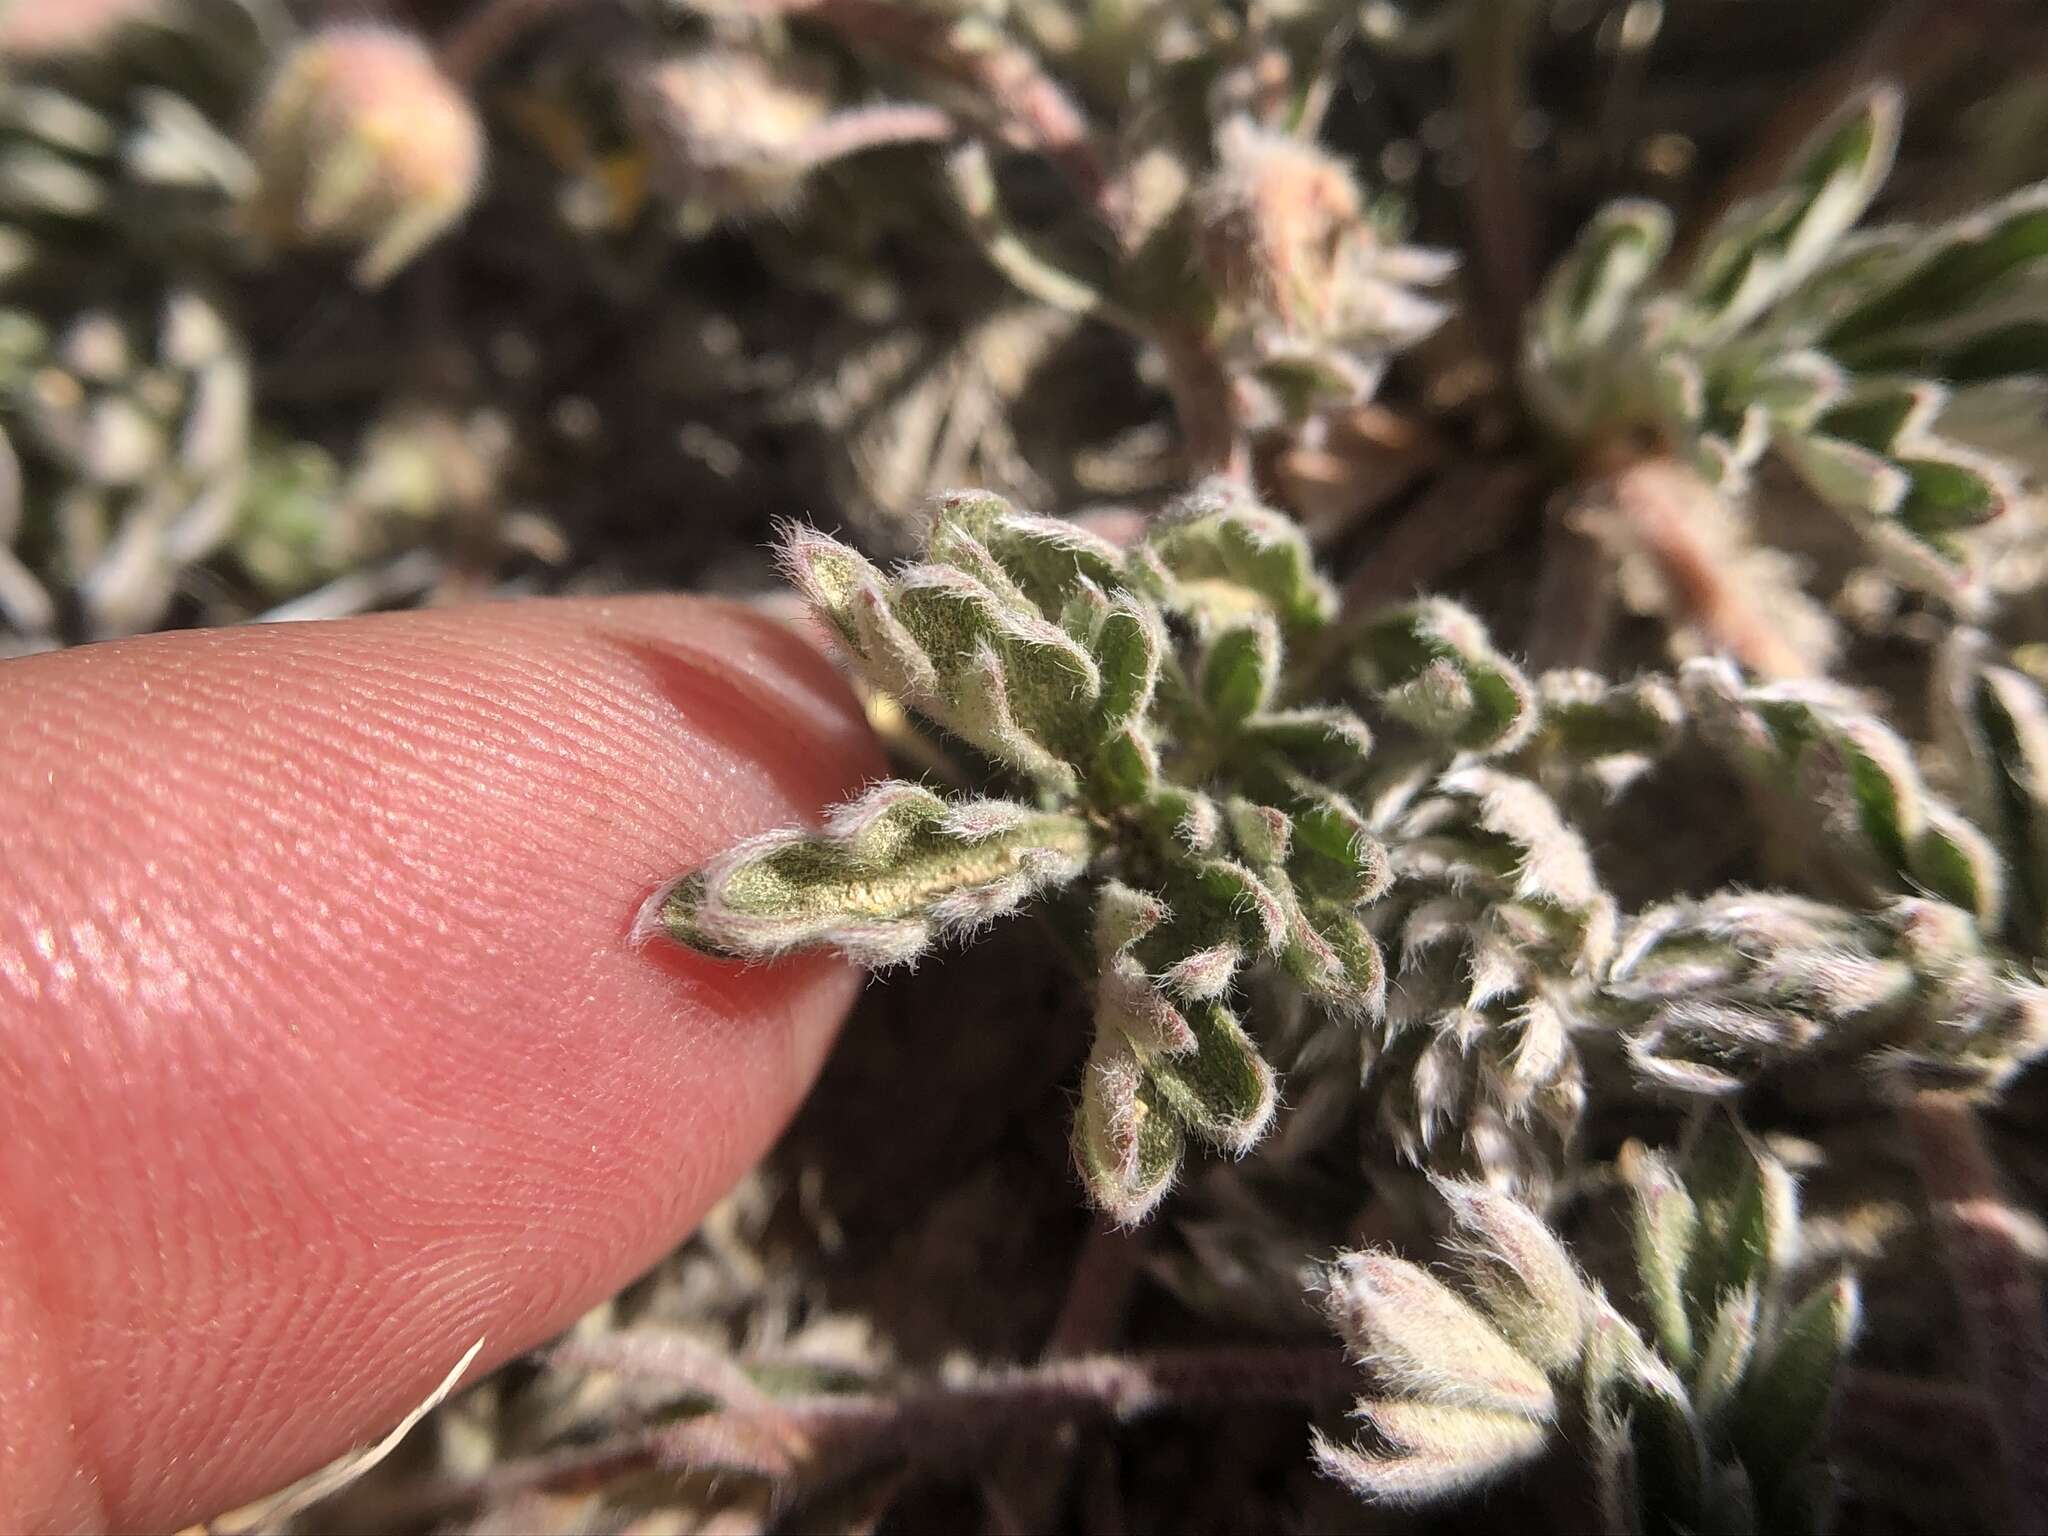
<box><xmin>247</xmin><ymin>25</ymin><xmax>484</xmax><ymax>287</ymax></box>
<box><xmin>1195</xmin><ymin>119</ymin><xmax>1361</xmax><ymax>334</ymax></box>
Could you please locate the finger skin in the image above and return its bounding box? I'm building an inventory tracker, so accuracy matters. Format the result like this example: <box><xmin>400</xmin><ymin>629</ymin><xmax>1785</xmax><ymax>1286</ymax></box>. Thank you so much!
<box><xmin>0</xmin><ymin>597</ymin><xmax>881</xmax><ymax>1532</ymax></box>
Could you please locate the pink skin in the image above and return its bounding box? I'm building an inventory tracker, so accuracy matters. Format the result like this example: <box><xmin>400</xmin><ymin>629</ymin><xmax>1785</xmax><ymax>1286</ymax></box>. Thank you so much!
<box><xmin>0</xmin><ymin>597</ymin><xmax>882</xmax><ymax>1532</ymax></box>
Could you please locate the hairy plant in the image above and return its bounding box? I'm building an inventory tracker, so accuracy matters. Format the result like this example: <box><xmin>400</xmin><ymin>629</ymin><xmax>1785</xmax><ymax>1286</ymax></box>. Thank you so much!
<box><xmin>0</xmin><ymin>286</ymin><xmax>248</xmax><ymax>644</ymax></box>
<box><xmin>0</xmin><ymin>0</ymin><xmax>273</xmax><ymax>291</ymax></box>
<box><xmin>246</xmin><ymin>22</ymin><xmax>486</xmax><ymax>287</ymax></box>
<box><xmin>589</xmin><ymin>0</ymin><xmax>1460</xmax><ymax>487</ymax></box>
<box><xmin>1319</xmin><ymin>1136</ymin><xmax>1858</xmax><ymax>1535</ymax></box>
<box><xmin>1607</xmin><ymin>892</ymin><xmax>2048</xmax><ymax>1102</ymax></box>
<box><xmin>14</xmin><ymin>4</ymin><xmax>2048</xmax><ymax>1533</ymax></box>
<box><xmin>1358</xmin><ymin>758</ymin><xmax>1608</xmax><ymax>1198</ymax></box>
<box><xmin>666</xmin><ymin>482</ymin><xmax>1391</xmax><ymax>1221</ymax></box>
<box><xmin>1525</xmin><ymin>83</ymin><xmax>2048</xmax><ymax>672</ymax></box>
<box><xmin>666</xmin><ymin>481</ymin><xmax>2048</xmax><ymax>1230</ymax></box>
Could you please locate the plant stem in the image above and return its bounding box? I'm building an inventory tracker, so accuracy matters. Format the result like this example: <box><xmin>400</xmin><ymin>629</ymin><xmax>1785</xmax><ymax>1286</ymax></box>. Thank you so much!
<box><xmin>797</xmin><ymin>102</ymin><xmax>959</xmax><ymax>164</ymax></box>
<box><xmin>987</xmin><ymin>1223</ymin><xmax>1151</xmax><ymax>1533</ymax></box>
<box><xmin>438</xmin><ymin>0</ymin><xmax>592</xmax><ymax>83</ymax></box>
<box><xmin>1454</xmin><ymin>0</ymin><xmax>1541</xmax><ymax>369</ymax></box>
<box><xmin>764</xmin><ymin>0</ymin><xmax>1258</xmax><ymax>485</ymax></box>
<box><xmin>1831</xmin><ymin>1369</ymin><xmax>1993</xmax><ymax>1462</ymax></box>
<box><xmin>1157</xmin><ymin>323</ymin><xmax>1250</xmax><ymax>482</ymax></box>
<box><xmin>1901</xmin><ymin>1089</ymin><xmax>2048</xmax><ymax>1536</ymax></box>
<box><xmin>549</xmin><ymin>1332</ymin><xmax>783</xmax><ymax>1415</ymax></box>
<box><xmin>1524</xmin><ymin>485</ymin><xmax>1616</xmax><ymax>672</ymax></box>
<box><xmin>1043</xmin><ymin>1223</ymin><xmax>1148</xmax><ymax>1358</ymax></box>
<box><xmin>940</xmin><ymin>111</ymin><xmax>1244</xmax><ymax>483</ymax></box>
<box><xmin>370</xmin><ymin>1345</ymin><xmax>1358</xmax><ymax>1521</ymax></box>
<box><xmin>1571</xmin><ymin>449</ymin><xmax>1817</xmax><ymax>680</ymax></box>
<box><xmin>758</xmin><ymin>0</ymin><xmax>1117</xmax><ymax>227</ymax></box>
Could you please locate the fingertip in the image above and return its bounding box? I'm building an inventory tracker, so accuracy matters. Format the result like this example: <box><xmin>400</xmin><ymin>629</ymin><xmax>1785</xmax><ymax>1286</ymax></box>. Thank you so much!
<box><xmin>0</xmin><ymin>595</ymin><xmax>880</xmax><ymax>1530</ymax></box>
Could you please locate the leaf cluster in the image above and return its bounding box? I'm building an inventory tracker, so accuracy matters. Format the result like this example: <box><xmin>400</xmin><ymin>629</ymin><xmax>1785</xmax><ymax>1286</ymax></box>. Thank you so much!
<box><xmin>671</xmin><ymin>484</ymin><xmax>1392</xmax><ymax>1222</ymax></box>
<box><xmin>1527</xmin><ymin>85</ymin><xmax>2048</xmax><ymax>600</ymax></box>
<box><xmin>1319</xmin><ymin>1133</ymin><xmax>1857</xmax><ymax>1536</ymax></box>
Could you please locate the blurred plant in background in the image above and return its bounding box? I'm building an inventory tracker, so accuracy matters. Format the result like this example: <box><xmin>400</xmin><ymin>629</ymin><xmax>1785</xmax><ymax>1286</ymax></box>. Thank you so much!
<box><xmin>15</xmin><ymin>1</ymin><xmax>2048</xmax><ymax>1532</ymax></box>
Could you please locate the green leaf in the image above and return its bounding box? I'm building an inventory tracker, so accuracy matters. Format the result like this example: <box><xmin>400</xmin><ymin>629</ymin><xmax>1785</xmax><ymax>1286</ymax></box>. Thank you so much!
<box><xmin>1201</xmin><ymin>616</ymin><xmax>1281</xmax><ymax>727</ymax></box>
<box><xmin>1693</xmin><ymin>1286</ymin><xmax>1760</xmax><ymax>1424</ymax></box>
<box><xmin>1093</xmin><ymin>879</ymin><xmax>1167</xmax><ymax>956</ymax></box>
<box><xmin>1322</xmin><ymin>1251</ymin><xmax>1556</xmax><ymax>1416</ymax></box>
<box><xmin>1146</xmin><ymin>997</ymin><xmax>1277</xmax><ymax>1153</ymax></box>
<box><xmin>1907</xmin><ymin>805</ymin><xmax>2005</xmax><ymax>927</ymax></box>
<box><xmin>1166</xmin><ymin>856</ymin><xmax>1290</xmax><ymax>957</ymax></box>
<box><xmin>891</xmin><ymin>565</ymin><xmax>1101</xmax><ymax>786</ymax></box>
<box><xmin>1750</xmin><ymin>349</ymin><xmax>1848</xmax><ymax>429</ymax></box>
<box><xmin>1145</xmin><ymin>786</ymin><xmax>1224</xmax><ymax>854</ymax></box>
<box><xmin>1073</xmin><ymin>1040</ymin><xmax>1183</xmax><ymax>1225</ymax></box>
<box><xmin>1532</xmin><ymin>199</ymin><xmax>1673</xmax><ymax>360</ymax></box>
<box><xmin>1620</xmin><ymin>1141</ymin><xmax>1700</xmax><ymax>1369</ymax></box>
<box><xmin>1303</xmin><ymin>905</ymin><xmax>1387</xmax><ymax>1018</ymax></box>
<box><xmin>1534</xmin><ymin>671</ymin><xmax>1687</xmax><ymax>763</ymax></box>
<box><xmin>1314</xmin><ymin>1403</ymin><xmax>1551</xmax><ymax>1506</ymax></box>
<box><xmin>777</xmin><ymin>523</ymin><xmax>895</xmax><ymax>655</ymax></box>
<box><xmin>947</xmin><ymin>640</ymin><xmax>1083</xmax><ymax>790</ymax></box>
<box><xmin>1939</xmin><ymin>318</ymin><xmax>2048</xmax><ymax>383</ymax></box>
<box><xmin>1829</xmin><ymin>182</ymin><xmax>2048</xmax><ymax>350</ymax></box>
<box><xmin>1689</xmin><ymin>669</ymin><xmax>1993</xmax><ymax>907</ymax></box>
<box><xmin>1355</xmin><ymin>600</ymin><xmax>1536</xmax><ymax>755</ymax></box>
<box><xmin>1087</xmin><ymin>726</ymin><xmax>1158</xmax><ymax>808</ymax></box>
<box><xmin>1590</xmin><ymin>1404</ymin><xmax>1645</xmax><ymax>1536</ymax></box>
<box><xmin>1603</xmin><ymin>1341</ymin><xmax>1709</xmax><ymax>1536</ymax></box>
<box><xmin>1857</xmin><ymin>319</ymin><xmax>2048</xmax><ymax>383</ymax></box>
<box><xmin>1263</xmin><ymin>865</ymin><xmax>1347</xmax><ymax>1001</ymax></box>
<box><xmin>1681</xmin><ymin>1121</ymin><xmax>1798</xmax><ymax>1324</ymax></box>
<box><xmin>1684</xmin><ymin>83</ymin><xmax>1901</xmax><ymax>340</ymax></box>
<box><xmin>1089</xmin><ymin>597</ymin><xmax>1163</xmax><ymax>738</ymax></box>
<box><xmin>1815</xmin><ymin>383</ymin><xmax>1928</xmax><ymax>452</ymax></box>
<box><xmin>1418</xmin><ymin>767</ymin><xmax>1608</xmax><ymax>920</ymax></box>
<box><xmin>666</xmin><ymin>783</ymin><xmax>1094</xmax><ymax>966</ymax></box>
<box><xmin>1789</xmin><ymin>382</ymin><xmax>2013</xmax><ymax>536</ymax></box>
<box><xmin>1243</xmin><ymin>707</ymin><xmax>1375</xmax><ymax>781</ymax></box>
<box><xmin>1775</xmin><ymin>425</ymin><xmax>1909</xmax><ymax>515</ymax></box>
<box><xmin>1225</xmin><ymin>797</ymin><xmax>1292</xmax><ymax>867</ymax></box>
<box><xmin>931</xmin><ymin>490</ymin><xmax>1130</xmax><ymax>611</ymax></box>
<box><xmin>925</xmin><ymin>515</ymin><xmax>1041</xmax><ymax>610</ymax></box>
<box><xmin>1971</xmin><ymin>663</ymin><xmax>2048</xmax><ymax>946</ymax></box>
<box><xmin>1732</xmin><ymin>1277</ymin><xmax>1858</xmax><ymax>1511</ymax></box>
<box><xmin>1436</xmin><ymin>1179</ymin><xmax>1590</xmax><ymax>1374</ymax></box>
<box><xmin>1291</xmin><ymin>795</ymin><xmax>1392</xmax><ymax>905</ymax></box>
<box><xmin>1895</xmin><ymin>452</ymin><xmax>2013</xmax><ymax>536</ymax></box>
<box><xmin>1095</xmin><ymin>901</ymin><xmax>1202</xmax><ymax>1053</ymax></box>
<box><xmin>1145</xmin><ymin>478</ymin><xmax>1335</xmax><ymax>633</ymax></box>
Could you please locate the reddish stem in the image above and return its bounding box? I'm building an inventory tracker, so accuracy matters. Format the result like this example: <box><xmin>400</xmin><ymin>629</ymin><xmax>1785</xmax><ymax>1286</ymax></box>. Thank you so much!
<box><xmin>1902</xmin><ymin>1090</ymin><xmax>2048</xmax><ymax>1536</ymax></box>
<box><xmin>1157</xmin><ymin>324</ymin><xmax>1250</xmax><ymax>483</ymax></box>
<box><xmin>363</xmin><ymin>1345</ymin><xmax>1358</xmax><ymax>1523</ymax></box>
<box><xmin>1577</xmin><ymin>450</ymin><xmax>1817</xmax><ymax>680</ymax></box>
<box><xmin>796</xmin><ymin>102</ymin><xmax>959</xmax><ymax>166</ymax></box>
